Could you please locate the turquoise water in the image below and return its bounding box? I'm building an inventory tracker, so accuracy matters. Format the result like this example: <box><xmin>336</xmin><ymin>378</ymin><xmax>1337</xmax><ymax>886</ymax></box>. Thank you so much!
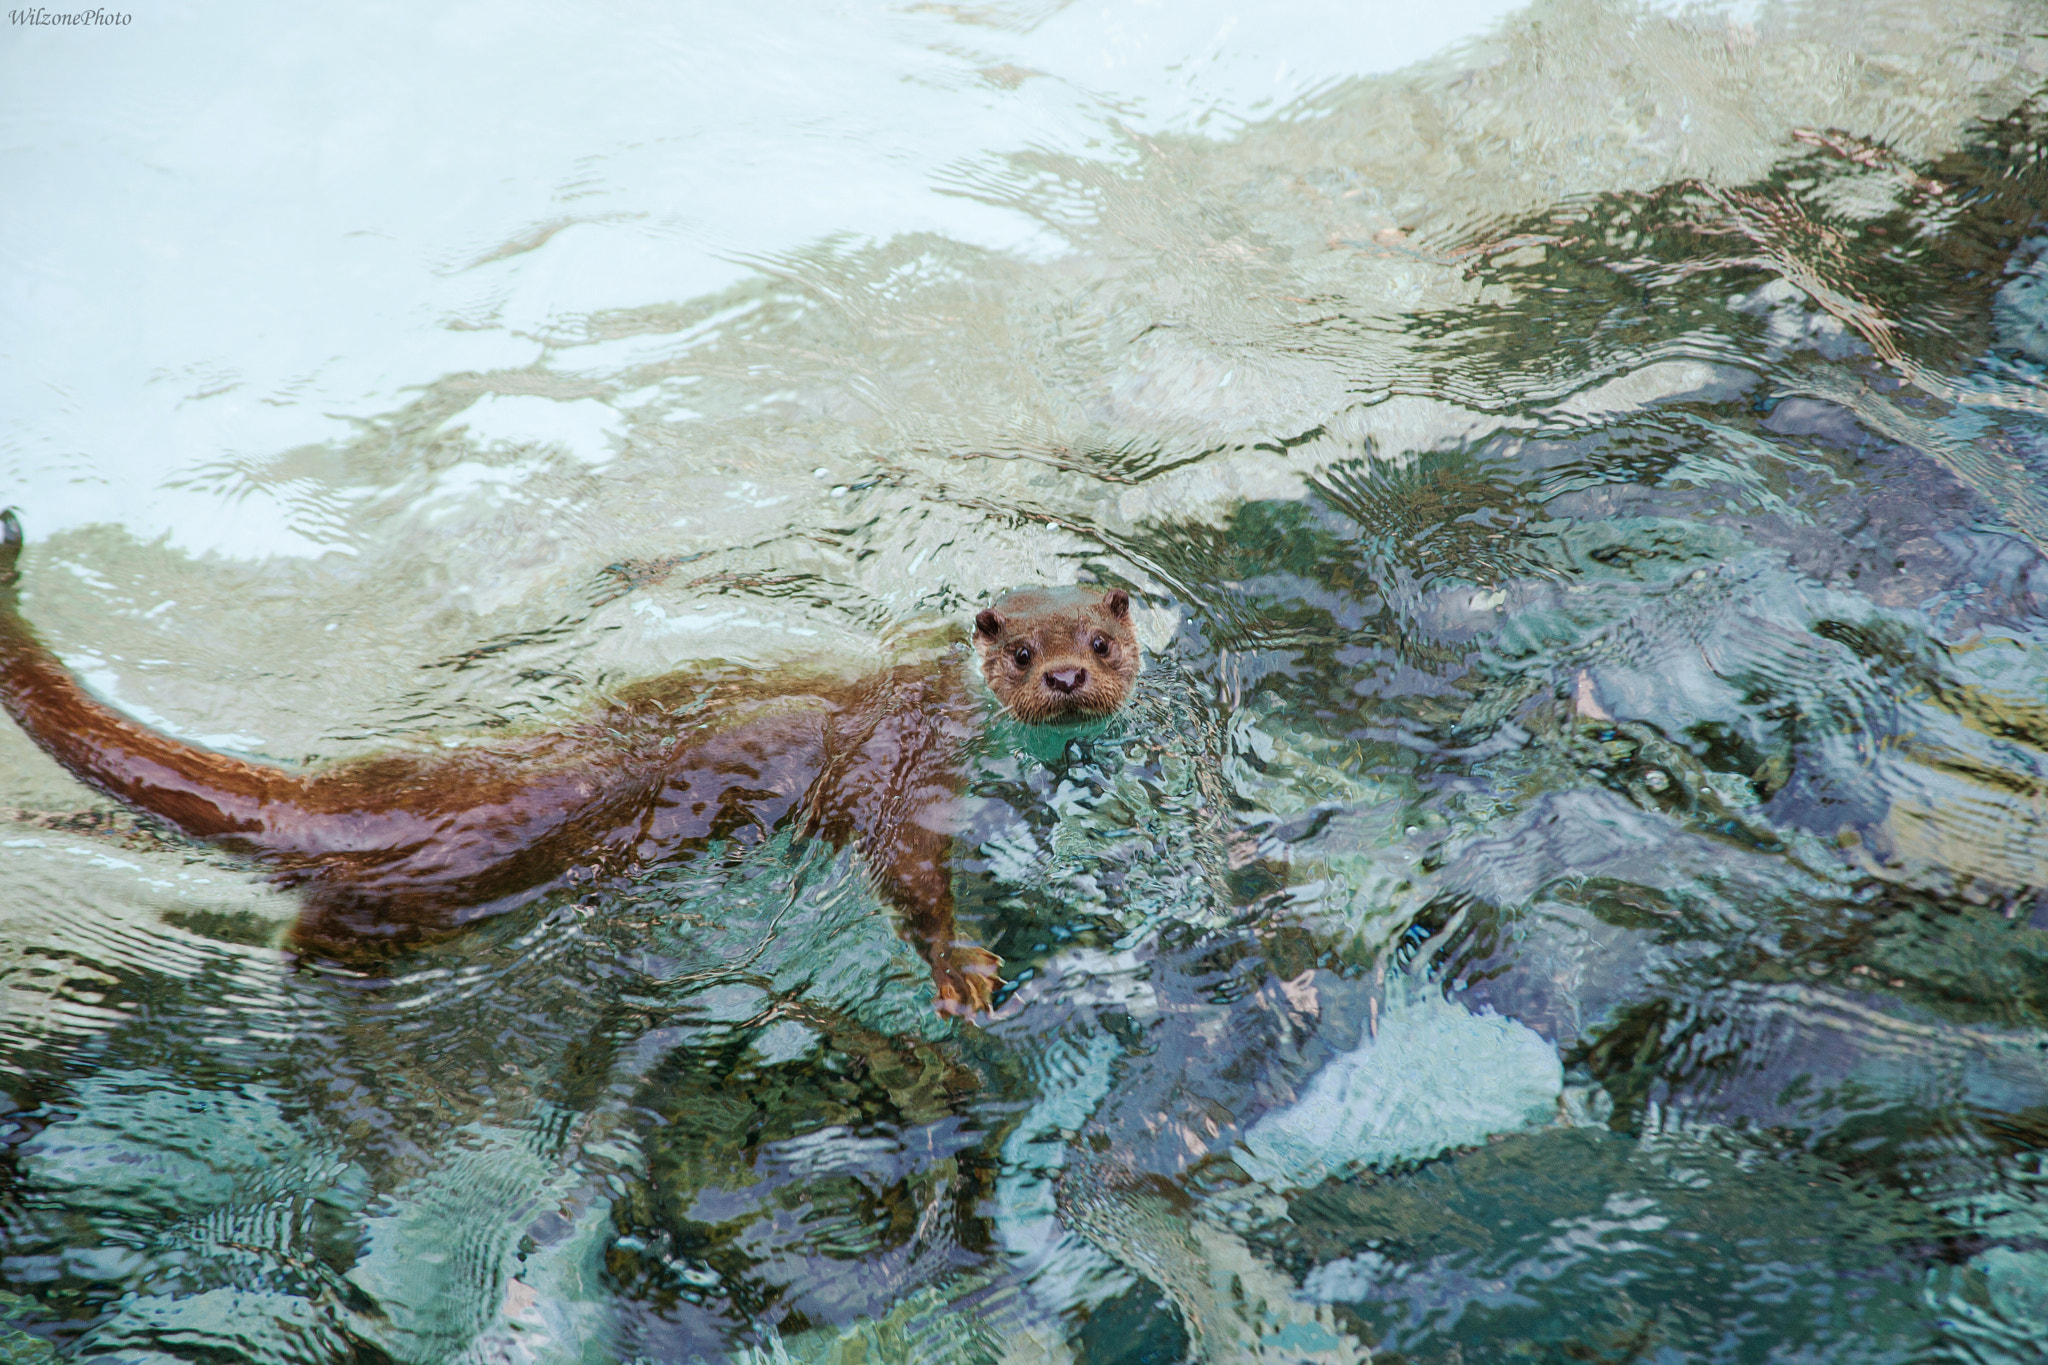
<box><xmin>4</xmin><ymin>1</ymin><xmax>2048</xmax><ymax>1361</ymax></box>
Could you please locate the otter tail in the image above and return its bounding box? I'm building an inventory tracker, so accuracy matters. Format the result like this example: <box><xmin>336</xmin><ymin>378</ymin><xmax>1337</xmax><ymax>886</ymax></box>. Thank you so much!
<box><xmin>0</xmin><ymin>507</ymin><xmax>24</xmax><ymax>597</ymax></box>
<box><xmin>0</xmin><ymin>510</ymin><xmax>300</xmax><ymax>842</ymax></box>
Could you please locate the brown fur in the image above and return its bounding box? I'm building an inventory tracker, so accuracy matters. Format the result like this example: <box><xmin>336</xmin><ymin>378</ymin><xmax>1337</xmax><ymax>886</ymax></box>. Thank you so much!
<box><xmin>973</xmin><ymin>586</ymin><xmax>1139</xmax><ymax>726</ymax></box>
<box><xmin>0</xmin><ymin>511</ymin><xmax>1140</xmax><ymax>1015</ymax></box>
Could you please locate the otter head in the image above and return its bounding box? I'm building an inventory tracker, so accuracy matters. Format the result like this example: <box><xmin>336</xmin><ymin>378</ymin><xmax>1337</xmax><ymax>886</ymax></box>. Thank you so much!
<box><xmin>974</xmin><ymin>586</ymin><xmax>1140</xmax><ymax>726</ymax></box>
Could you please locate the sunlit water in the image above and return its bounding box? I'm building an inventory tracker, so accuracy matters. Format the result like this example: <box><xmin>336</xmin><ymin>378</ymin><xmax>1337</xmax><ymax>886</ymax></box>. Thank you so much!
<box><xmin>5</xmin><ymin>1</ymin><xmax>2048</xmax><ymax>1361</ymax></box>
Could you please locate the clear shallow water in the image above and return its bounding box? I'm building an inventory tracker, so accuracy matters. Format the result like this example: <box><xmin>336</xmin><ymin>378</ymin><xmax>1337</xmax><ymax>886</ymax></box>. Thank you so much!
<box><xmin>5</xmin><ymin>1</ymin><xmax>2048</xmax><ymax>1361</ymax></box>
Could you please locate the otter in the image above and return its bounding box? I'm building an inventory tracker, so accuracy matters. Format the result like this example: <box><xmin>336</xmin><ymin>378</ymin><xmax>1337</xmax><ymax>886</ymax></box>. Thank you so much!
<box><xmin>0</xmin><ymin>511</ymin><xmax>1140</xmax><ymax>1014</ymax></box>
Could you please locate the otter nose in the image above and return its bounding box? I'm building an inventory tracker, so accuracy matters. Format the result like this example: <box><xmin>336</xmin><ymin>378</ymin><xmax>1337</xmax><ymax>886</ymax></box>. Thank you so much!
<box><xmin>1042</xmin><ymin>666</ymin><xmax>1087</xmax><ymax>694</ymax></box>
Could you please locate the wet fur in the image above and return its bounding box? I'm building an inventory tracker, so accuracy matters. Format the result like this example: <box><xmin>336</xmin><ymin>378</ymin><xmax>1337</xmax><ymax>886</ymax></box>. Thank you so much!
<box><xmin>972</xmin><ymin>586</ymin><xmax>1139</xmax><ymax>726</ymax></box>
<box><xmin>0</xmin><ymin>512</ymin><xmax>1139</xmax><ymax>1015</ymax></box>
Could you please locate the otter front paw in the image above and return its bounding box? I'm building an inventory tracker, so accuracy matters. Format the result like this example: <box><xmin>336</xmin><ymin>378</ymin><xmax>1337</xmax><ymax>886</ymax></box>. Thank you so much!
<box><xmin>932</xmin><ymin>944</ymin><xmax>1003</xmax><ymax>1018</ymax></box>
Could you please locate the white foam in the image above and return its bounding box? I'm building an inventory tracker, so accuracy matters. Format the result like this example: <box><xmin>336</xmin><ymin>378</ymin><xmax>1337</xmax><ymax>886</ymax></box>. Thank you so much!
<box><xmin>1236</xmin><ymin>987</ymin><xmax>1562</xmax><ymax>1188</ymax></box>
<box><xmin>442</xmin><ymin>394</ymin><xmax>624</xmax><ymax>467</ymax></box>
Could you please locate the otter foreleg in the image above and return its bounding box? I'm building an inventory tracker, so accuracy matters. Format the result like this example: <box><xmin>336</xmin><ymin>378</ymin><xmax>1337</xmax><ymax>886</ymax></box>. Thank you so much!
<box><xmin>815</xmin><ymin>665</ymin><xmax>1002</xmax><ymax>1015</ymax></box>
<box><xmin>864</xmin><ymin>812</ymin><xmax>1001</xmax><ymax>1016</ymax></box>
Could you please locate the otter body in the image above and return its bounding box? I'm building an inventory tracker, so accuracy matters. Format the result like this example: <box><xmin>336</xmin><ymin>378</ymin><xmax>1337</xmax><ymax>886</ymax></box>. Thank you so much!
<box><xmin>0</xmin><ymin>512</ymin><xmax>1139</xmax><ymax>1013</ymax></box>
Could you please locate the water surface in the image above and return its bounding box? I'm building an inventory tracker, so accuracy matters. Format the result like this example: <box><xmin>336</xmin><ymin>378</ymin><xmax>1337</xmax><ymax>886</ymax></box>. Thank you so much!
<box><xmin>4</xmin><ymin>1</ymin><xmax>2048</xmax><ymax>1361</ymax></box>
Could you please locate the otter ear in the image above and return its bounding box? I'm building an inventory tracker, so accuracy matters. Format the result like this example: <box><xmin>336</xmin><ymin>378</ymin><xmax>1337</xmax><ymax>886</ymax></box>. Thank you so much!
<box><xmin>974</xmin><ymin>608</ymin><xmax>1005</xmax><ymax>638</ymax></box>
<box><xmin>1103</xmin><ymin>589</ymin><xmax>1130</xmax><ymax>620</ymax></box>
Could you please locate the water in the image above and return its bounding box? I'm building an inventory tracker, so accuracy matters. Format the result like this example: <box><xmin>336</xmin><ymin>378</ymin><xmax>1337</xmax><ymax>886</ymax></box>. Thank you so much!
<box><xmin>4</xmin><ymin>1</ymin><xmax>2048</xmax><ymax>1360</ymax></box>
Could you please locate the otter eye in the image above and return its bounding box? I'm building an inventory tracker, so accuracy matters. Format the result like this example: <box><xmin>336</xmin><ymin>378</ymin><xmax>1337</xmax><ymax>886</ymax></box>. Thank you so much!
<box><xmin>1090</xmin><ymin>634</ymin><xmax>1110</xmax><ymax>656</ymax></box>
<box><xmin>1012</xmin><ymin>645</ymin><xmax>1032</xmax><ymax>669</ymax></box>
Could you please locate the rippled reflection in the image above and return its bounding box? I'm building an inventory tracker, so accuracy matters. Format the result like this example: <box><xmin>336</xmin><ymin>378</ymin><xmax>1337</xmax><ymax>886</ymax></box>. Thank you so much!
<box><xmin>5</xmin><ymin>0</ymin><xmax>2048</xmax><ymax>1361</ymax></box>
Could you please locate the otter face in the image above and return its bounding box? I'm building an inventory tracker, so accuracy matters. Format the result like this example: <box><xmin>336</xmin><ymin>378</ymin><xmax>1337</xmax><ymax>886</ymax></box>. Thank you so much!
<box><xmin>974</xmin><ymin>587</ymin><xmax>1140</xmax><ymax>726</ymax></box>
